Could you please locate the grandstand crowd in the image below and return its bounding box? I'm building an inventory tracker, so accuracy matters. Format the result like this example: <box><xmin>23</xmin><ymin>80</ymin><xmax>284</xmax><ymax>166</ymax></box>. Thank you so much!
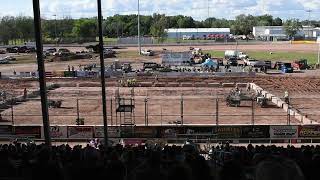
<box><xmin>0</xmin><ymin>141</ymin><xmax>319</xmax><ymax>180</ymax></box>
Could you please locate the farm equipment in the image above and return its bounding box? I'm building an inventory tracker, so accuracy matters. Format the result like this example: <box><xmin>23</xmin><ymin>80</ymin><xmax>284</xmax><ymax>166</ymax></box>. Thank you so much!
<box><xmin>273</xmin><ymin>61</ymin><xmax>284</xmax><ymax>70</ymax></box>
<box><xmin>256</xmin><ymin>96</ymin><xmax>268</xmax><ymax>108</ymax></box>
<box><xmin>281</xmin><ymin>63</ymin><xmax>293</xmax><ymax>73</ymax></box>
<box><xmin>292</xmin><ymin>59</ymin><xmax>309</xmax><ymax>70</ymax></box>
<box><xmin>48</xmin><ymin>100</ymin><xmax>62</xmax><ymax>108</ymax></box>
<box><xmin>226</xmin><ymin>92</ymin><xmax>241</xmax><ymax>107</ymax></box>
<box><xmin>120</xmin><ymin>79</ymin><xmax>137</xmax><ymax>87</ymax></box>
<box><xmin>226</xmin><ymin>88</ymin><xmax>253</xmax><ymax>107</ymax></box>
<box><xmin>122</xmin><ymin>63</ymin><xmax>132</xmax><ymax>73</ymax></box>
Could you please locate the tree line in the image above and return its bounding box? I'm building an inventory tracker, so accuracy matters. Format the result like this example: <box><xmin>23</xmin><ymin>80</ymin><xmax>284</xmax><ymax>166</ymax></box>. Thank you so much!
<box><xmin>0</xmin><ymin>14</ymin><xmax>319</xmax><ymax>45</ymax></box>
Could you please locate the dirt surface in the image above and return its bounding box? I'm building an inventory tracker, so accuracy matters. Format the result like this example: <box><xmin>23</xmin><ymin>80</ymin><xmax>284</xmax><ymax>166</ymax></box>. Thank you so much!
<box><xmin>4</xmin><ymin>76</ymin><xmax>317</xmax><ymax>125</ymax></box>
<box><xmin>123</xmin><ymin>43</ymin><xmax>320</xmax><ymax>53</ymax></box>
<box><xmin>0</xmin><ymin>86</ymin><xmax>292</xmax><ymax>126</ymax></box>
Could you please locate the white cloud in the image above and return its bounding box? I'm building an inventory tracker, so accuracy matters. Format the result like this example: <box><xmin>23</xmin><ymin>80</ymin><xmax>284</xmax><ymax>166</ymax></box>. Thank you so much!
<box><xmin>1</xmin><ymin>0</ymin><xmax>320</xmax><ymax>20</ymax></box>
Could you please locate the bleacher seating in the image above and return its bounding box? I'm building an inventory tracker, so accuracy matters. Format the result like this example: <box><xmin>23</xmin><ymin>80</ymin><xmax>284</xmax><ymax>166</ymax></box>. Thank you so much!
<box><xmin>0</xmin><ymin>141</ymin><xmax>318</xmax><ymax>180</ymax></box>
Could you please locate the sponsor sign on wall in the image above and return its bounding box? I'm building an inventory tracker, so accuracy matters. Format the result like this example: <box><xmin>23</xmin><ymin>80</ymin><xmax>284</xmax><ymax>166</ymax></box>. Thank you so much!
<box><xmin>241</xmin><ymin>126</ymin><xmax>270</xmax><ymax>138</ymax></box>
<box><xmin>0</xmin><ymin>125</ymin><xmax>12</xmax><ymax>135</ymax></box>
<box><xmin>68</xmin><ymin>126</ymin><xmax>93</xmax><ymax>138</ymax></box>
<box><xmin>160</xmin><ymin>127</ymin><xmax>184</xmax><ymax>138</ymax></box>
<box><xmin>41</xmin><ymin>126</ymin><xmax>68</xmax><ymax>139</ymax></box>
<box><xmin>270</xmin><ymin>126</ymin><xmax>298</xmax><ymax>138</ymax></box>
<box><xmin>94</xmin><ymin>126</ymin><xmax>120</xmax><ymax>138</ymax></box>
<box><xmin>298</xmin><ymin>126</ymin><xmax>320</xmax><ymax>138</ymax></box>
<box><xmin>217</xmin><ymin>126</ymin><xmax>242</xmax><ymax>139</ymax></box>
<box><xmin>14</xmin><ymin>126</ymin><xmax>41</xmax><ymax>138</ymax></box>
<box><xmin>135</xmin><ymin>126</ymin><xmax>158</xmax><ymax>138</ymax></box>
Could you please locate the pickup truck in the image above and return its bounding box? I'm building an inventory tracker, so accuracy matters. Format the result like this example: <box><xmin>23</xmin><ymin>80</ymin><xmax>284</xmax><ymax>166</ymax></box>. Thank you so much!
<box><xmin>141</xmin><ymin>49</ymin><xmax>154</xmax><ymax>56</ymax></box>
<box><xmin>227</xmin><ymin>57</ymin><xmax>238</xmax><ymax>66</ymax></box>
<box><xmin>0</xmin><ymin>58</ymin><xmax>9</xmax><ymax>64</ymax></box>
<box><xmin>225</xmin><ymin>50</ymin><xmax>248</xmax><ymax>60</ymax></box>
<box><xmin>245</xmin><ymin>59</ymin><xmax>265</xmax><ymax>67</ymax></box>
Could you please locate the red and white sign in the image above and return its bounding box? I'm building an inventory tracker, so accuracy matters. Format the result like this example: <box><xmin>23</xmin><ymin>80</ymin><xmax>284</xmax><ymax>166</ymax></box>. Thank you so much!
<box><xmin>41</xmin><ymin>126</ymin><xmax>68</xmax><ymax>139</ymax></box>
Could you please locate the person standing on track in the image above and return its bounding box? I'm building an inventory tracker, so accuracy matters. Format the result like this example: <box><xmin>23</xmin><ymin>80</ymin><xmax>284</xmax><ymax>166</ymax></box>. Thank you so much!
<box><xmin>284</xmin><ymin>91</ymin><xmax>290</xmax><ymax>104</ymax></box>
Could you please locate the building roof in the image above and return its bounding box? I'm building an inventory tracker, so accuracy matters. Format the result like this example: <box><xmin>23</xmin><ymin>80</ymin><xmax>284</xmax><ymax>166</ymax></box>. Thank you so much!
<box><xmin>165</xmin><ymin>28</ymin><xmax>230</xmax><ymax>33</ymax></box>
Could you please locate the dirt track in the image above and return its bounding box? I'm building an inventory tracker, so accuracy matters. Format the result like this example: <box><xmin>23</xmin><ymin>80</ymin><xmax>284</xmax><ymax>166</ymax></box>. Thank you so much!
<box><xmin>124</xmin><ymin>43</ymin><xmax>320</xmax><ymax>53</ymax></box>
<box><xmin>3</xmin><ymin>76</ymin><xmax>320</xmax><ymax>125</ymax></box>
<box><xmin>0</xmin><ymin>86</ymin><xmax>292</xmax><ymax>126</ymax></box>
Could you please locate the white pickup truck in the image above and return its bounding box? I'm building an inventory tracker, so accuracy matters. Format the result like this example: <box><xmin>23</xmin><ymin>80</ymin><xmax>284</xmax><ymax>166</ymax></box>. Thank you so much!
<box><xmin>244</xmin><ymin>59</ymin><xmax>265</xmax><ymax>67</ymax></box>
<box><xmin>141</xmin><ymin>49</ymin><xmax>154</xmax><ymax>56</ymax></box>
<box><xmin>225</xmin><ymin>50</ymin><xmax>248</xmax><ymax>60</ymax></box>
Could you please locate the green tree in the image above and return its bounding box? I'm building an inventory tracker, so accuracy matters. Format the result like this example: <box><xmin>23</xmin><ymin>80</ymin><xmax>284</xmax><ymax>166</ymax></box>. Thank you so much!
<box><xmin>0</xmin><ymin>16</ymin><xmax>17</xmax><ymax>45</ymax></box>
<box><xmin>72</xmin><ymin>18</ymin><xmax>97</xmax><ymax>41</ymax></box>
<box><xmin>232</xmin><ymin>14</ymin><xmax>257</xmax><ymax>35</ymax></box>
<box><xmin>150</xmin><ymin>16</ymin><xmax>167</xmax><ymax>42</ymax></box>
<box><xmin>256</xmin><ymin>14</ymin><xmax>273</xmax><ymax>26</ymax></box>
<box><xmin>16</xmin><ymin>16</ymin><xmax>34</xmax><ymax>42</ymax></box>
<box><xmin>273</xmin><ymin>17</ymin><xmax>283</xmax><ymax>26</ymax></box>
<box><xmin>177</xmin><ymin>16</ymin><xmax>195</xmax><ymax>28</ymax></box>
<box><xmin>284</xmin><ymin>19</ymin><xmax>302</xmax><ymax>39</ymax></box>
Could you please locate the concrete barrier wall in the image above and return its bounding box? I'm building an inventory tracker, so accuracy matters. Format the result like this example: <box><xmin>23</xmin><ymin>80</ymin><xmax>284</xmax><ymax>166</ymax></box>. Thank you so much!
<box><xmin>250</xmin><ymin>83</ymin><xmax>316</xmax><ymax>125</ymax></box>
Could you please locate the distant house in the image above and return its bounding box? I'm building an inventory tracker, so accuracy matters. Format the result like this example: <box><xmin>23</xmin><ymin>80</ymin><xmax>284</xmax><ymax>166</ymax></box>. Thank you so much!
<box><xmin>253</xmin><ymin>26</ymin><xmax>320</xmax><ymax>41</ymax></box>
<box><xmin>165</xmin><ymin>28</ymin><xmax>230</xmax><ymax>40</ymax></box>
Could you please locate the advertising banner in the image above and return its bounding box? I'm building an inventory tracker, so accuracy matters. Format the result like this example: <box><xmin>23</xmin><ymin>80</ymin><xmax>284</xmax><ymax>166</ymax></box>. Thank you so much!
<box><xmin>270</xmin><ymin>126</ymin><xmax>298</xmax><ymax>138</ymax></box>
<box><xmin>64</xmin><ymin>71</ymin><xmax>76</xmax><ymax>77</ymax></box>
<box><xmin>160</xmin><ymin>127</ymin><xmax>185</xmax><ymax>138</ymax></box>
<box><xmin>179</xmin><ymin>126</ymin><xmax>215</xmax><ymax>139</ymax></box>
<box><xmin>94</xmin><ymin>126</ymin><xmax>120</xmax><ymax>138</ymax></box>
<box><xmin>14</xmin><ymin>126</ymin><xmax>41</xmax><ymax>138</ymax></box>
<box><xmin>134</xmin><ymin>126</ymin><xmax>158</xmax><ymax>138</ymax></box>
<box><xmin>45</xmin><ymin>126</ymin><xmax>68</xmax><ymax>139</ymax></box>
<box><xmin>298</xmin><ymin>126</ymin><xmax>320</xmax><ymax>138</ymax></box>
<box><xmin>68</xmin><ymin>126</ymin><xmax>93</xmax><ymax>138</ymax></box>
<box><xmin>19</xmin><ymin>72</ymin><xmax>31</xmax><ymax>77</ymax></box>
<box><xmin>217</xmin><ymin>126</ymin><xmax>242</xmax><ymax>139</ymax></box>
<box><xmin>0</xmin><ymin>125</ymin><xmax>12</xmax><ymax>135</ymax></box>
<box><xmin>241</xmin><ymin>126</ymin><xmax>270</xmax><ymax>138</ymax></box>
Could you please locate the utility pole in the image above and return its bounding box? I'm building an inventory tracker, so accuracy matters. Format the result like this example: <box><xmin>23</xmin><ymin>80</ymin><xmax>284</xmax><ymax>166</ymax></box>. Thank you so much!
<box><xmin>251</xmin><ymin>99</ymin><xmax>255</xmax><ymax>126</ymax></box>
<box><xmin>11</xmin><ymin>98</ymin><xmax>14</xmax><ymax>125</ymax></box>
<box><xmin>216</xmin><ymin>98</ymin><xmax>219</xmax><ymax>126</ymax></box>
<box><xmin>207</xmin><ymin>0</ymin><xmax>210</xmax><ymax>20</ymax></box>
<box><xmin>306</xmin><ymin>10</ymin><xmax>312</xmax><ymax>38</ymax></box>
<box><xmin>32</xmin><ymin>0</ymin><xmax>51</xmax><ymax>146</ymax></box>
<box><xmin>181</xmin><ymin>95</ymin><xmax>184</xmax><ymax>125</ymax></box>
<box><xmin>53</xmin><ymin>14</ymin><xmax>57</xmax><ymax>47</ymax></box>
<box><xmin>97</xmin><ymin>0</ymin><xmax>108</xmax><ymax>147</ymax></box>
<box><xmin>76</xmin><ymin>98</ymin><xmax>80</xmax><ymax>121</ymax></box>
<box><xmin>317</xmin><ymin>37</ymin><xmax>320</xmax><ymax>65</ymax></box>
<box><xmin>137</xmin><ymin>0</ymin><xmax>141</xmax><ymax>55</ymax></box>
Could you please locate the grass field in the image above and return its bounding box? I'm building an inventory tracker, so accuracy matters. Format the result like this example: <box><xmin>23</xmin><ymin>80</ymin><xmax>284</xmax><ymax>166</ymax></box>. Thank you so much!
<box><xmin>12</xmin><ymin>55</ymin><xmax>36</xmax><ymax>64</ymax></box>
<box><xmin>116</xmin><ymin>51</ymin><xmax>141</xmax><ymax>59</ymax></box>
<box><xmin>204</xmin><ymin>50</ymin><xmax>319</xmax><ymax>64</ymax></box>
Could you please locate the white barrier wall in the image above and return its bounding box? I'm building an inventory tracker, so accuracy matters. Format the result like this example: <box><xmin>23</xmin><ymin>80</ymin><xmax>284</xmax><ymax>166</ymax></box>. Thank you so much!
<box><xmin>250</xmin><ymin>83</ymin><xmax>316</xmax><ymax>125</ymax></box>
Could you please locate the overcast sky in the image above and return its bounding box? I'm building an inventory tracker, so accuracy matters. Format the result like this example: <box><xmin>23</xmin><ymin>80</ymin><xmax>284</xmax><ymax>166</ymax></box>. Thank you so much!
<box><xmin>1</xmin><ymin>0</ymin><xmax>320</xmax><ymax>20</ymax></box>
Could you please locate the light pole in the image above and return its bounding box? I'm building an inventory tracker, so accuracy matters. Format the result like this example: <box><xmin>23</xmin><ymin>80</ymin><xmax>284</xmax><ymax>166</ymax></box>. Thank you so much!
<box><xmin>32</xmin><ymin>0</ymin><xmax>51</xmax><ymax>146</ymax></box>
<box><xmin>53</xmin><ymin>14</ymin><xmax>57</xmax><ymax>47</ymax></box>
<box><xmin>138</xmin><ymin>0</ymin><xmax>141</xmax><ymax>55</ymax></box>
<box><xmin>306</xmin><ymin>10</ymin><xmax>312</xmax><ymax>38</ymax></box>
<box><xmin>97</xmin><ymin>0</ymin><xmax>109</xmax><ymax>147</ymax></box>
<box><xmin>317</xmin><ymin>37</ymin><xmax>320</xmax><ymax>65</ymax></box>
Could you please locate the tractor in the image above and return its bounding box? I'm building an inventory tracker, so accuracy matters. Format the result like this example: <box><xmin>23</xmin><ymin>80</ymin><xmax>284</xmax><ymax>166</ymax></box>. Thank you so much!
<box><xmin>292</xmin><ymin>59</ymin><xmax>309</xmax><ymax>70</ymax></box>
<box><xmin>120</xmin><ymin>79</ymin><xmax>137</xmax><ymax>87</ymax></box>
<box><xmin>48</xmin><ymin>100</ymin><xmax>62</xmax><ymax>108</ymax></box>
<box><xmin>226</xmin><ymin>91</ymin><xmax>241</xmax><ymax>107</ymax></box>
<box><xmin>256</xmin><ymin>96</ymin><xmax>268</xmax><ymax>108</ymax></box>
